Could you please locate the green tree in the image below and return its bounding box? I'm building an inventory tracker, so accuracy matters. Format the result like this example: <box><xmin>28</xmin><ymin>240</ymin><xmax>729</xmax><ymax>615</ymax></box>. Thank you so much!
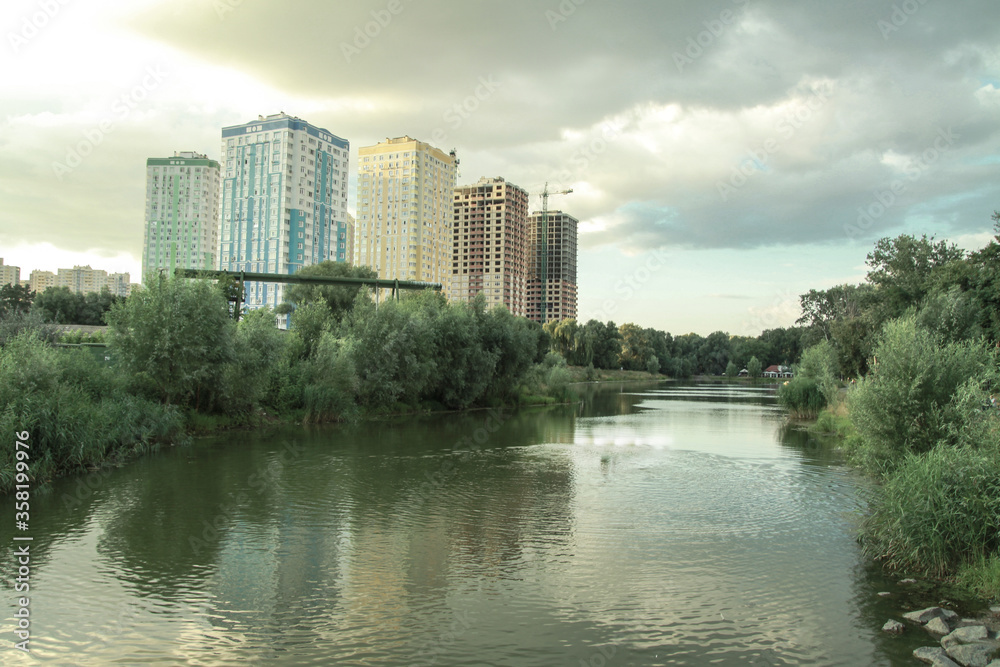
<box><xmin>865</xmin><ymin>234</ymin><xmax>965</xmax><ymax>319</ymax></box>
<box><xmin>646</xmin><ymin>354</ymin><xmax>660</xmax><ymax>376</ymax></box>
<box><xmin>0</xmin><ymin>283</ymin><xmax>33</xmax><ymax>317</ymax></box>
<box><xmin>916</xmin><ymin>284</ymin><xmax>983</xmax><ymax>344</ymax></box>
<box><xmin>222</xmin><ymin>307</ymin><xmax>290</xmax><ymax>414</ymax></box>
<box><xmin>671</xmin><ymin>333</ymin><xmax>703</xmax><ymax>376</ymax></box>
<box><xmin>277</xmin><ymin>261</ymin><xmax>378</xmax><ymax>323</ymax></box>
<box><xmin>725</xmin><ymin>360</ymin><xmax>738</xmax><ymax>378</ymax></box>
<box><xmin>618</xmin><ymin>323</ymin><xmax>652</xmax><ymax>371</ymax></box>
<box><xmin>479</xmin><ymin>302</ymin><xmax>539</xmax><ymax>403</ymax></box>
<box><xmin>31</xmin><ymin>286</ymin><xmax>84</xmax><ymax>324</ymax></box>
<box><xmin>412</xmin><ymin>291</ymin><xmax>498</xmax><ymax>410</ymax></box>
<box><xmin>746</xmin><ymin>355</ymin><xmax>762</xmax><ymax>380</ymax></box>
<box><xmin>963</xmin><ymin>215</ymin><xmax>1000</xmax><ymax>343</ymax></box>
<box><xmin>697</xmin><ymin>331</ymin><xmax>731</xmax><ymax>375</ymax></box>
<box><xmin>582</xmin><ymin>320</ymin><xmax>621</xmax><ymax>369</ymax></box>
<box><xmin>545</xmin><ymin>318</ymin><xmax>579</xmax><ymax>362</ymax></box>
<box><xmin>796</xmin><ymin>340</ymin><xmax>840</xmax><ymax>406</ymax></box>
<box><xmin>301</xmin><ymin>331</ymin><xmax>358</xmax><ymax>422</ymax></box>
<box><xmin>290</xmin><ymin>301</ymin><xmax>334</xmax><ymax>358</ymax></box>
<box><xmin>106</xmin><ymin>276</ymin><xmax>235</xmax><ymax>407</ymax></box>
<box><xmin>757</xmin><ymin>327</ymin><xmax>805</xmax><ymax>367</ymax></box>
<box><xmin>339</xmin><ymin>293</ymin><xmax>435</xmax><ymax>409</ymax></box>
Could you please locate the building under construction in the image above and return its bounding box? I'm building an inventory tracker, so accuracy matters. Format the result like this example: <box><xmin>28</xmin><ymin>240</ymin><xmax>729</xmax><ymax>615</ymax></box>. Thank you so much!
<box><xmin>526</xmin><ymin>209</ymin><xmax>578</xmax><ymax>324</ymax></box>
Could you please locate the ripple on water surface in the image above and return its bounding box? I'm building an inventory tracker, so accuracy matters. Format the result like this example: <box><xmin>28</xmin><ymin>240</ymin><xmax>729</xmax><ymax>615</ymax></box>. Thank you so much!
<box><xmin>2</xmin><ymin>383</ymin><xmax>887</xmax><ymax>665</ymax></box>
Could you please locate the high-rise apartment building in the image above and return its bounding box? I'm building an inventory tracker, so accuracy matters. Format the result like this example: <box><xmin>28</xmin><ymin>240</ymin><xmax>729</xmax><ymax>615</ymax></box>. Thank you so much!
<box><xmin>0</xmin><ymin>259</ymin><xmax>19</xmax><ymax>287</ymax></box>
<box><xmin>219</xmin><ymin>113</ymin><xmax>350</xmax><ymax>321</ymax></box>
<box><xmin>143</xmin><ymin>151</ymin><xmax>221</xmax><ymax>280</ymax></box>
<box><xmin>345</xmin><ymin>213</ymin><xmax>356</xmax><ymax>268</ymax></box>
<box><xmin>526</xmin><ymin>210</ymin><xmax>578</xmax><ymax>323</ymax></box>
<box><xmin>451</xmin><ymin>177</ymin><xmax>530</xmax><ymax>316</ymax></box>
<box><xmin>354</xmin><ymin>137</ymin><xmax>456</xmax><ymax>288</ymax></box>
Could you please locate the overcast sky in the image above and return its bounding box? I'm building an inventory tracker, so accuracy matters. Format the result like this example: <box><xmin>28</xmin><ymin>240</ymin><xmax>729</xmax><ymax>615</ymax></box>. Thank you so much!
<box><xmin>2</xmin><ymin>0</ymin><xmax>998</xmax><ymax>335</ymax></box>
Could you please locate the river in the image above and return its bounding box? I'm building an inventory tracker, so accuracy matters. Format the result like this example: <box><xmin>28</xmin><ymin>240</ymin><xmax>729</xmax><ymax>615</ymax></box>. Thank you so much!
<box><xmin>0</xmin><ymin>381</ymin><xmax>971</xmax><ymax>665</ymax></box>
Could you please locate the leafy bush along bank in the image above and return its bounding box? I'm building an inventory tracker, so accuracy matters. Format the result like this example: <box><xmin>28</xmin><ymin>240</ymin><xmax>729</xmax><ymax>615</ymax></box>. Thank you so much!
<box><xmin>0</xmin><ymin>333</ymin><xmax>186</xmax><ymax>493</ymax></box>
<box><xmin>0</xmin><ymin>274</ymin><xmax>567</xmax><ymax>493</ymax></box>
<box><xmin>787</xmin><ymin>221</ymin><xmax>1000</xmax><ymax>600</ymax></box>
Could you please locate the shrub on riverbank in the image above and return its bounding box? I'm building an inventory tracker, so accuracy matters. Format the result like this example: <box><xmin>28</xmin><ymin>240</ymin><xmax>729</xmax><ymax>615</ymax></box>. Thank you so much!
<box><xmin>0</xmin><ymin>333</ymin><xmax>185</xmax><ymax>494</ymax></box>
<box><xmin>0</xmin><ymin>278</ymin><xmax>564</xmax><ymax>491</ymax></box>
<box><xmin>106</xmin><ymin>275</ymin><xmax>235</xmax><ymax>409</ymax></box>
<box><xmin>777</xmin><ymin>376</ymin><xmax>827</xmax><ymax>418</ymax></box>
<box><xmin>846</xmin><ymin>316</ymin><xmax>997</xmax><ymax>475</ymax></box>
<box><xmin>860</xmin><ymin>445</ymin><xmax>1000</xmax><ymax>577</ymax></box>
<box><xmin>957</xmin><ymin>555</ymin><xmax>1000</xmax><ymax>600</ymax></box>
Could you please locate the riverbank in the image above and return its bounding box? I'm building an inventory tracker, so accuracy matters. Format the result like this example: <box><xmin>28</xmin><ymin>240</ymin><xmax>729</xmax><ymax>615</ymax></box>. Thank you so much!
<box><xmin>2</xmin><ymin>380</ymin><xmax>923</xmax><ymax>664</ymax></box>
<box><xmin>792</xmin><ymin>395</ymin><xmax>1000</xmax><ymax>608</ymax></box>
<box><xmin>565</xmin><ymin>366</ymin><xmax>660</xmax><ymax>383</ymax></box>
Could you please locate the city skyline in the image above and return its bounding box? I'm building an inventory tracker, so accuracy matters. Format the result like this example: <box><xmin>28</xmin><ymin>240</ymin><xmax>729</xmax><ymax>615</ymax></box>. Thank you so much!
<box><xmin>2</xmin><ymin>0</ymin><xmax>999</xmax><ymax>335</ymax></box>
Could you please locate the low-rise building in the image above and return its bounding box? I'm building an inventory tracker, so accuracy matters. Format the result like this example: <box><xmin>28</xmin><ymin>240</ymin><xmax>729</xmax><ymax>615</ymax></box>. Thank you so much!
<box><xmin>0</xmin><ymin>259</ymin><xmax>20</xmax><ymax>287</ymax></box>
<box><xmin>27</xmin><ymin>270</ymin><xmax>57</xmax><ymax>294</ymax></box>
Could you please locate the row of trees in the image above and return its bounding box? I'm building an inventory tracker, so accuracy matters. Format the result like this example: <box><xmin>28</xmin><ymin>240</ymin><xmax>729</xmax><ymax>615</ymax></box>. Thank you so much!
<box><xmin>0</xmin><ymin>266</ymin><xmax>563</xmax><ymax>492</ymax></box>
<box><xmin>0</xmin><ymin>283</ymin><xmax>123</xmax><ymax>326</ymax></box>
<box><xmin>796</xmin><ymin>228</ymin><xmax>1000</xmax><ymax>378</ymax></box>
<box><xmin>780</xmin><ymin>219</ymin><xmax>1000</xmax><ymax>597</ymax></box>
<box><xmin>107</xmin><ymin>269</ymin><xmax>551</xmax><ymax>418</ymax></box>
<box><xmin>543</xmin><ymin>316</ymin><xmax>805</xmax><ymax>377</ymax></box>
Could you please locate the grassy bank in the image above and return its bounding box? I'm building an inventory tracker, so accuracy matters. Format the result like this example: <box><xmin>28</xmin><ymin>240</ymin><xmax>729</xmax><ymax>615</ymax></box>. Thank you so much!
<box><xmin>0</xmin><ymin>276</ymin><xmax>582</xmax><ymax>494</ymax></box>
<box><xmin>565</xmin><ymin>366</ymin><xmax>662</xmax><ymax>384</ymax></box>
<box><xmin>786</xmin><ymin>320</ymin><xmax>1000</xmax><ymax>601</ymax></box>
<box><xmin>0</xmin><ymin>334</ymin><xmax>187</xmax><ymax>493</ymax></box>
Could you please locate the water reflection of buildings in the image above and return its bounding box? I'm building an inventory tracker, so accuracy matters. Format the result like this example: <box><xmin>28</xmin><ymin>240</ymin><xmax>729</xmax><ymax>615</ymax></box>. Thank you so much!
<box><xmin>93</xmin><ymin>414</ymin><xmax>576</xmax><ymax>658</ymax></box>
<box><xmin>334</xmin><ymin>411</ymin><xmax>577</xmax><ymax>639</ymax></box>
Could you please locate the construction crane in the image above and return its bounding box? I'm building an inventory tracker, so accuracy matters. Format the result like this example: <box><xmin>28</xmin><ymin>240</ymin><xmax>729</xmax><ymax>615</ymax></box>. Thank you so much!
<box><xmin>538</xmin><ymin>182</ymin><xmax>572</xmax><ymax>325</ymax></box>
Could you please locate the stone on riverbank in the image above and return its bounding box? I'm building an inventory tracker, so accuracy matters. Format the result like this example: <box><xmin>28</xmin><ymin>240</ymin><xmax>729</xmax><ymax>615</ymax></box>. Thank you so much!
<box><xmin>901</xmin><ymin>578</ymin><xmax>918</xmax><ymax>584</ymax></box>
<box><xmin>913</xmin><ymin>645</ymin><xmax>960</xmax><ymax>666</ymax></box>
<box><xmin>945</xmin><ymin>642</ymin><xmax>998</xmax><ymax>667</ymax></box>
<box><xmin>925</xmin><ymin>618</ymin><xmax>952</xmax><ymax>635</ymax></box>
<box><xmin>883</xmin><ymin>619</ymin><xmax>905</xmax><ymax>634</ymax></box>
<box><xmin>942</xmin><ymin>626</ymin><xmax>990</xmax><ymax>648</ymax></box>
<box><xmin>906</xmin><ymin>607</ymin><xmax>955</xmax><ymax>625</ymax></box>
<box><xmin>878</xmin><ymin>591</ymin><xmax>892</xmax><ymax>597</ymax></box>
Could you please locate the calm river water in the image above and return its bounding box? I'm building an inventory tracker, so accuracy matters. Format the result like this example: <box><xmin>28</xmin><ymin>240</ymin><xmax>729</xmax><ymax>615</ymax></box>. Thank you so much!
<box><xmin>1</xmin><ymin>382</ymin><xmax>973</xmax><ymax>665</ymax></box>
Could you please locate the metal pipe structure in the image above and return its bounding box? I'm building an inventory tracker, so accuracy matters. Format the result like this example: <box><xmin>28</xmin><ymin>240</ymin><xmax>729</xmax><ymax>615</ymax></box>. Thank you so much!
<box><xmin>174</xmin><ymin>269</ymin><xmax>442</xmax><ymax>319</ymax></box>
